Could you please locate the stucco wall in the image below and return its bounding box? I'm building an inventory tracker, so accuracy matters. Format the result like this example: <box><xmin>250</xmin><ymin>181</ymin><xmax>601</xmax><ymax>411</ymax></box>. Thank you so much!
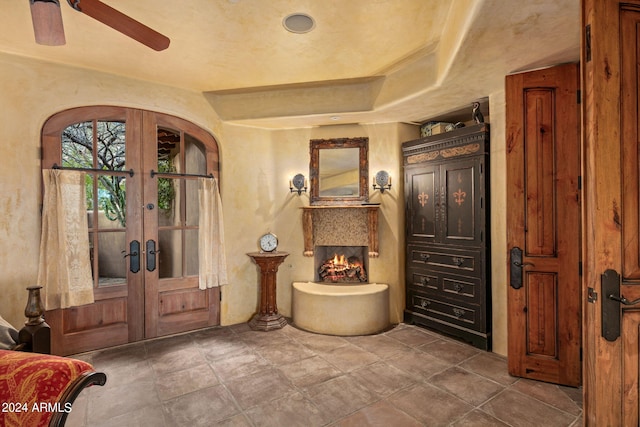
<box><xmin>217</xmin><ymin>122</ymin><xmax>412</xmax><ymax>327</ymax></box>
<box><xmin>0</xmin><ymin>52</ymin><xmax>508</xmax><ymax>356</ymax></box>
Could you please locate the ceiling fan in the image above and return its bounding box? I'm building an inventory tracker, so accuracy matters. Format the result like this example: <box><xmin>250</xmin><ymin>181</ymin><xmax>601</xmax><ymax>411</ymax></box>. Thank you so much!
<box><xmin>29</xmin><ymin>0</ymin><xmax>170</xmax><ymax>51</ymax></box>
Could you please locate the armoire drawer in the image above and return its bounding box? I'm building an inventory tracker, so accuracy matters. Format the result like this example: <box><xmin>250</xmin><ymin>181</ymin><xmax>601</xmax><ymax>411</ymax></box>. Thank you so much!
<box><xmin>408</xmin><ymin>244</ymin><xmax>482</xmax><ymax>275</ymax></box>
<box><xmin>408</xmin><ymin>270</ymin><xmax>483</xmax><ymax>304</ymax></box>
<box><xmin>409</xmin><ymin>292</ymin><xmax>485</xmax><ymax>332</ymax></box>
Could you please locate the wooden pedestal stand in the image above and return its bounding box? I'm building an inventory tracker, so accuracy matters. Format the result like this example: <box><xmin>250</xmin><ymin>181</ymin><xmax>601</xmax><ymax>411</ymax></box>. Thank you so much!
<box><xmin>247</xmin><ymin>252</ymin><xmax>289</xmax><ymax>331</ymax></box>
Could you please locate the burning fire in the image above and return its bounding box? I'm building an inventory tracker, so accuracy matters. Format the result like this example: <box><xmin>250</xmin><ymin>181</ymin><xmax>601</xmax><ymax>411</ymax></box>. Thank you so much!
<box><xmin>332</xmin><ymin>254</ymin><xmax>347</xmax><ymax>268</ymax></box>
<box><xmin>318</xmin><ymin>253</ymin><xmax>367</xmax><ymax>283</ymax></box>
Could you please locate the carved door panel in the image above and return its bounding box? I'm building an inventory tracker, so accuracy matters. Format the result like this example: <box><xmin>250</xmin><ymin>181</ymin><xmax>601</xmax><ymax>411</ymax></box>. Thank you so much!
<box><xmin>583</xmin><ymin>2</ymin><xmax>640</xmax><ymax>423</ymax></box>
<box><xmin>406</xmin><ymin>164</ymin><xmax>439</xmax><ymax>244</ymax></box>
<box><xmin>506</xmin><ymin>63</ymin><xmax>581</xmax><ymax>386</ymax></box>
<box><xmin>442</xmin><ymin>158</ymin><xmax>484</xmax><ymax>246</ymax></box>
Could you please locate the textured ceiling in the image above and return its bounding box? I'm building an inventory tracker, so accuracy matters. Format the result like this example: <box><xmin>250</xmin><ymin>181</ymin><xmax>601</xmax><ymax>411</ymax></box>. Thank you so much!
<box><xmin>0</xmin><ymin>0</ymin><xmax>580</xmax><ymax>128</ymax></box>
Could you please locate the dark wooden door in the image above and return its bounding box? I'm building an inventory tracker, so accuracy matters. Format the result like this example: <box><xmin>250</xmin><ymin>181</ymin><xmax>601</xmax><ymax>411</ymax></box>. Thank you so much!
<box><xmin>582</xmin><ymin>1</ymin><xmax>640</xmax><ymax>423</ymax></box>
<box><xmin>42</xmin><ymin>107</ymin><xmax>220</xmax><ymax>355</ymax></box>
<box><xmin>406</xmin><ymin>164</ymin><xmax>439</xmax><ymax>244</ymax></box>
<box><xmin>506</xmin><ymin>63</ymin><xmax>581</xmax><ymax>386</ymax></box>
<box><xmin>441</xmin><ymin>157</ymin><xmax>483</xmax><ymax>247</ymax></box>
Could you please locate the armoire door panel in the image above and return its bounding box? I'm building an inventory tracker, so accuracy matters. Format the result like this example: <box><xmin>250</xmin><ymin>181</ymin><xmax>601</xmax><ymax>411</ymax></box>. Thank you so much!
<box><xmin>408</xmin><ymin>166</ymin><xmax>438</xmax><ymax>241</ymax></box>
<box><xmin>443</xmin><ymin>159</ymin><xmax>479</xmax><ymax>244</ymax></box>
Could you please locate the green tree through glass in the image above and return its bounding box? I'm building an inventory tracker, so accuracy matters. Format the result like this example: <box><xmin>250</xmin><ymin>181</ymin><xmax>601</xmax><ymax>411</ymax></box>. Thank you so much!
<box><xmin>62</xmin><ymin>121</ymin><xmax>127</xmax><ymax>226</ymax></box>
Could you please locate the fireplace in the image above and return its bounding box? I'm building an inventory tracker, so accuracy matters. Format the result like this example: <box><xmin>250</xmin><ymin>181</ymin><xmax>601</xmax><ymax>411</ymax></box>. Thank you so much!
<box><xmin>314</xmin><ymin>245</ymin><xmax>368</xmax><ymax>283</ymax></box>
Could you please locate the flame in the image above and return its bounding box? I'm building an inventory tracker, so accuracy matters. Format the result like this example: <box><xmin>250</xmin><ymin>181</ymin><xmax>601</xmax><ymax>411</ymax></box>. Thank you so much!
<box><xmin>319</xmin><ymin>251</ymin><xmax>367</xmax><ymax>283</ymax></box>
<box><xmin>332</xmin><ymin>253</ymin><xmax>347</xmax><ymax>267</ymax></box>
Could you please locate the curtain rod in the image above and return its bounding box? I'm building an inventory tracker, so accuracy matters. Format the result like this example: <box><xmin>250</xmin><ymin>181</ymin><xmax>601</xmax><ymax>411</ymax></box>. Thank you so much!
<box><xmin>150</xmin><ymin>169</ymin><xmax>214</xmax><ymax>179</ymax></box>
<box><xmin>52</xmin><ymin>163</ymin><xmax>134</xmax><ymax>177</ymax></box>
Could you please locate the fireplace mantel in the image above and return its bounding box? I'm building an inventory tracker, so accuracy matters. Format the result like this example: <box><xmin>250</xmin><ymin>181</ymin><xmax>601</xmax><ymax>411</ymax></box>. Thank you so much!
<box><xmin>301</xmin><ymin>205</ymin><xmax>379</xmax><ymax>257</ymax></box>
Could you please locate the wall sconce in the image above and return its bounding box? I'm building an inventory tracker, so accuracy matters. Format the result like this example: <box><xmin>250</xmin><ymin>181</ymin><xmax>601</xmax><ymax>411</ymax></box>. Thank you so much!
<box><xmin>289</xmin><ymin>173</ymin><xmax>308</xmax><ymax>195</ymax></box>
<box><xmin>373</xmin><ymin>170</ymin><xmax>392</xmax><ymax>193</ymax></box>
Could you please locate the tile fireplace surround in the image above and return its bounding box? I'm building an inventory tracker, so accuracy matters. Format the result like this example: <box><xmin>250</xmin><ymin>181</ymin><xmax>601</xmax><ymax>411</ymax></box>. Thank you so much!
<box><xmin>301</xmin><ymin>205</ymin><xmax>379</xmax><ymax>258</ymax></box>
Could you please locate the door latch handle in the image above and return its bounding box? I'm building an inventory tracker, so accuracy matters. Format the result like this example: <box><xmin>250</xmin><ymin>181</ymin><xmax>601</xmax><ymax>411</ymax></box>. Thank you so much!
<box><xmin>510</xmin><ymin>247</ymin><xmax>531</xmax><ymax>290</ymax></box>
<box><xmin>146</xmin><ymin>239</ymin><xmax>158</xmax><ymax>272</ymax></box>
<box><xmin>122</xmin><ymin>240</ymin><xmax>140</xmax><ymax>273</ymax></box>
<box><xmin>512</xmin><ymin>261</ymin><xmax>535</xmax><ymax>268</ymax></box>
<box><xmin>602</xmin><ymin>269</ymin><xmax>621</xmax><ymax>341</ymax></box>
<box><xmin>608</xmin><ymin>294</ymin><xmax>640</xmax><ymax>306</ymax></box>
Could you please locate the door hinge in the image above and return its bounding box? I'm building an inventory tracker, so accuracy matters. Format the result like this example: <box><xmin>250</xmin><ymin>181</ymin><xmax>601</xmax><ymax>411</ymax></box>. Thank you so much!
<box><xmin>577</xmin><ymin>90</ymin><xmax>581</xmax><ymax>104</ymax></box>
<box><xmin>219</xmin><ymin>290</ymin><xmax>222</xmax><ymax>301</ymax></box>
<box><xmin>585</xmin><ymin>24</ymin><xmax>592</xmax><ymax>62</ymax></box>
<box><xmin>577</xmin><ymin>175</ymin><xmax>582</xmax><ymax>190</ymax></box>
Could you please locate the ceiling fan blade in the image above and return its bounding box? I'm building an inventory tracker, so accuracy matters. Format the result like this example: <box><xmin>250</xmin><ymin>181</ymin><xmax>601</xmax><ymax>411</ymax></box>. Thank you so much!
<box><xmin>30</xmin><ymin>0</ymin><xmax>66</xmax><ymax>46</ymax></box>
<box><xmin>67</xmin><ymin>0</ymin><xmax>170</xmax><ymax>51</ymax></box>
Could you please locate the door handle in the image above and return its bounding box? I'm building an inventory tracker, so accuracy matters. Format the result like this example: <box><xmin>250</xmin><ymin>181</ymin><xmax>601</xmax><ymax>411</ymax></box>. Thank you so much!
<box><xmin>146</xmin><ymin>239</ymin><xmax>159</xmax><ymax>272</ymax></box>
<box><xmin>608</xmin><ymin>294</ymin><xmax>640</xmax><ymax>306</ymax></box>
<box><xmin>512</xmin><ymin>261</ymin><xmax>535</xmax><ymax>268</ymax></box>
<box><xmin>122</xmin><ymin>240</ymin><xmax>140</xmax><ymax>273</ymax></box>
<box><xmin>510</xmin><ymin>247</ymin><xmax>533</xmax><ymax>289</ymax></box>
<box><xmin>601</xmin><ymin>269</ymin><xmax>621</xmax><ymax>342</ymax></box>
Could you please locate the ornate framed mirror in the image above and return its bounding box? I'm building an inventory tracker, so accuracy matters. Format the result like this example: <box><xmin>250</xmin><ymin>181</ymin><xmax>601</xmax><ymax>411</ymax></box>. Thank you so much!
<box><xmin>309</xmin><ymin>137</ymin><xmax>368</xmax><ymax>205</ymax></box>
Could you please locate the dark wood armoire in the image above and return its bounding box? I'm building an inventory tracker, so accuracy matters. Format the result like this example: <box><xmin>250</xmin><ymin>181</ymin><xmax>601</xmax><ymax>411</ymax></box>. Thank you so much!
<box><xmin>402</xmin><ymin>123</ymin><xmax>490</xmax><ymax>350</ymax></box>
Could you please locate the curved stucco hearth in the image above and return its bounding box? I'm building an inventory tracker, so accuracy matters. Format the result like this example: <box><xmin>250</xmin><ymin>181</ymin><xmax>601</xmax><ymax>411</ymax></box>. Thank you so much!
<box><xmin>292</xmin><ymin>282</ymin><xmax>389</xmax><ymax>336</ymax></box>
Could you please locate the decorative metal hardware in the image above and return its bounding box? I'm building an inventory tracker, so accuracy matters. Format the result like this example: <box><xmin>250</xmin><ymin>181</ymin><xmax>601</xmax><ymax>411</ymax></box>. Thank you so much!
<box><xmin>289</xmin><ymin>173</ymin><xmax>307</xmax><ymax>195</ymax></box>
<box><xmin>512</xmin><ymin>261</ymin><xmax>535</xmax><ymax>268</ymax></box>
<box><xmin>150</xmin><ymin>169</ymin><xmax>214</xmax><ymax>179</ymax></box>
<box><xmin>373</xmin><ymin>170</ymin><xmax>392</xmax><ymax>193</ymax></box>
<box><xmin>609</xmin><ymin>295</ymin><xmax>640</xmax><ymax>306</ymax></box>
<box><xmin>601</xmin><ymin>269</ymin><xmax>621</xmax><ymax>342</ymax></box>
<box><xmin>146</xmin><ymin>239</ymin><xmax>159</xmax><ymax>272</ymax></box>
<box><xmin>419</xmin><ymin>253</ymin><xmax>430</xmax><ymax>262</ymax></box>
<box><xmin>453</xmin><ymin>282</ymin><xmax>464</xmax><ymax>293</ymax></box>
<box><xmin>510</xmin><ymin>247</ymin><xmax>534</xmax><ymax>289</ymax></box>
<box><xmin>122</xmin><ymin>240</ymin><xmax>140</xmax><ymax>273</ymax></box>
<box><xmin>420</xmin><ymin>276</ymin><xmax>431</xmax><ymax>286</ymax></box>
<box><xmin>453</xmin><ymin>308</ymin><xmax>465</xmax><ymax>318</ymax></box>
<box><xmin>52</xmin><ymin>163</ymin><xmax>134</xmax><ymax>177</ymax></box>
<box><xmin>452</xmin><ymin>257</ymin><xmax>465</xmax><ymax>267</ymax></box>
<box><xmin>420</xmin><ymin>299</ymin><xmax>430</xmax><ymax>309</ymax></box>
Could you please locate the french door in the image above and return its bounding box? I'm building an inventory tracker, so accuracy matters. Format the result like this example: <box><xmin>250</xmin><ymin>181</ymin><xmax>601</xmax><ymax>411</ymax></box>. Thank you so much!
<box><xmin>42</xmin><ymin>107</ymin><xmax>220</xmax><ymax>355</ymax></box>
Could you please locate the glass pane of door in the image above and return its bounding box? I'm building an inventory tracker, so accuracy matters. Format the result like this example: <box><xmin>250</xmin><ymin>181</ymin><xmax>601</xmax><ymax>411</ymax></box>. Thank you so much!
<box><xmin>62</xmin><ymin>120</ymin><xmax>128</xmax><ymax>287</ymax></box>
<box><xmin>155</xmin><ymin>128</ymin><xmax>205</xmax><ymax>280</ymax></box>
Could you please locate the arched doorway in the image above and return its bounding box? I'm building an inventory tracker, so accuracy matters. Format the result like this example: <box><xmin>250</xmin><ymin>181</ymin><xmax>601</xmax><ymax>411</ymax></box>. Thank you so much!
<box><xmin>41</xmin><ymin>106</ymin><xmax>221</xmax><ymax>355</ymax></box>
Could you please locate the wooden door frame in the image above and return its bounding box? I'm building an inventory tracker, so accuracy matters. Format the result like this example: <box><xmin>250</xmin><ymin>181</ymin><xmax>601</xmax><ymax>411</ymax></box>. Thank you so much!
<box><xmin>40</xmin><ymin>106</ymin><xmax>221</xmax><ymax>355</ymax></box>
<box><xmin>581</xmin><ymin>0</ymin><xmax>629</xmax><ymax>423</ymax></box>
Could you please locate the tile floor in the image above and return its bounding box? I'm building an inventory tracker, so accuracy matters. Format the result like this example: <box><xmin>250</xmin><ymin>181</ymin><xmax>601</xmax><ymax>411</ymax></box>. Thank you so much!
<box><xmin>65</xmin><ymin>323</ymin><xmax>582</xmax><ymax>427</ymax></box>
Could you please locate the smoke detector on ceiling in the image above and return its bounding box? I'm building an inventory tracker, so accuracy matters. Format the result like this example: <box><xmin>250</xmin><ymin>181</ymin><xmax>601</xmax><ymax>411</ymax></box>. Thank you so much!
<box><xmin>283</xmin><ymin>13</ymin><xmax>315</xmax><ymax>34</ymax></box>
